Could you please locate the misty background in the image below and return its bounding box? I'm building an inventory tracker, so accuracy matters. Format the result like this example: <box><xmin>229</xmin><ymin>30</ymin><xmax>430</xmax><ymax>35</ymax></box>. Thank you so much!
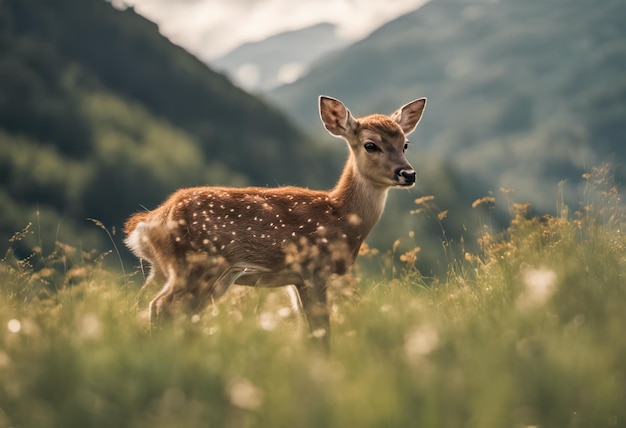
<box><xmin>1</xmin><ymin>0</ymin><xmax>625</xmax><ymax>276</ymax></box>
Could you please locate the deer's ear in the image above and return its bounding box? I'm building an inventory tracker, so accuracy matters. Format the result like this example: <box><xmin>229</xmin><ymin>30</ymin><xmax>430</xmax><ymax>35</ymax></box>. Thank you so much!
<box><xmin>319</xmin><ymin>96</ymin><xmax>357</xmax><ymax>137</ymax></box>
<box><xmin>390</xmin><ymin>98</ymin><xmax>427</xmax><ymax>135</ymax></box>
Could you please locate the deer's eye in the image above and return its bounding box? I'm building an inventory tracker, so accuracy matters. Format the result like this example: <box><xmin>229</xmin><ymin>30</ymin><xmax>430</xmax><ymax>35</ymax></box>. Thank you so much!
<box><xmin>403</xmin><ymin>142</ymin><xmax>409</xmax><ymax>151</ymax></box>
<box><xmin>364</xmin><ymin>142</ymin><xmax>380</xmax><ymax>153</ymax></box>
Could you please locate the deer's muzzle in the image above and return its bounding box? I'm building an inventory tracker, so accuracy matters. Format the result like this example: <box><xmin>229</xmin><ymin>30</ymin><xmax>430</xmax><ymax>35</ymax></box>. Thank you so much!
<box><xmin>396</xmin><ymin>168</ymin><xmax>417</xmax><ymax>186</ymax></box>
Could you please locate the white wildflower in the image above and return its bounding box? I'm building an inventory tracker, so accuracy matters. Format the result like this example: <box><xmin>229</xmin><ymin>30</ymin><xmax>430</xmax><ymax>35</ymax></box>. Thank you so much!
<box><xmin>404</xmin><ymin>324</ymin><xmax>439</xmax><ymax>359</ymax></box>
<box><xmin>227</xmin><ymin>378</ymin><xmax>264</xmax><ymax>410</ymax></box>
<box><xmin>517</xmin><ymin>267</ymin><xmax>558</xmax><ymax>310</ymax></box>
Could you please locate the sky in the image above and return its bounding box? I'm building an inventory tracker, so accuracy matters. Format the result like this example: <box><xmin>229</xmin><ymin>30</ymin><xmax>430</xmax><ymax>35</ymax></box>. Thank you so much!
<box><xmin>116</xmin><ymin>0</ymin><xmax>428</xmax><ymax>61</ymax></box>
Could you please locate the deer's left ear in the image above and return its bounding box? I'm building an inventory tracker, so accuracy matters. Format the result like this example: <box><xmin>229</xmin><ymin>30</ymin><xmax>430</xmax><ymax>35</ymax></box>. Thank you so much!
<box><xmin>390</xmin><ymin>98</ymin><xmax>427</xmax><ymax>135</ymax></box>
<box><xmin>319</xmin><ymin>96</ymin><xmax>358</xmax><ymax>137</ymax></box>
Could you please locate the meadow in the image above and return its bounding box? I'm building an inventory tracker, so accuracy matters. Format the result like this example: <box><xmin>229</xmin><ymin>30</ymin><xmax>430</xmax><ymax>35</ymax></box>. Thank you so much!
<box><xmin>1</xmin><ymin>167</ymin><xmax>625</xmax><ymax>428</ymax></box>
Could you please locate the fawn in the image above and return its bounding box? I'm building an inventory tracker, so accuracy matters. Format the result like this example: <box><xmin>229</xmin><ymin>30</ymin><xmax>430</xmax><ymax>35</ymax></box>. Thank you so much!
<box><xmin>124</xmin><ymin>95</ymin><xmax>426</xmax><ymax>348</ymax></box>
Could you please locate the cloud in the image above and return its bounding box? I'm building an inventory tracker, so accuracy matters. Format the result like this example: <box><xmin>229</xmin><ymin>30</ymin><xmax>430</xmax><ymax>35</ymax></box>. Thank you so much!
<box><xmin>122</xmin><ymin>0</ymin><xmax>428</xmax><ymax>60</ymax></box>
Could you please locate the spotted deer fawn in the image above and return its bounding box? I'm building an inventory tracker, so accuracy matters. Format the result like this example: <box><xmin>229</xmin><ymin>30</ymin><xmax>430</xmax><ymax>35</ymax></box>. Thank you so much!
<box><xmin>124</xmin><ymin>95</ymin><xmax>426</xmax><ymax>348</ymax></box>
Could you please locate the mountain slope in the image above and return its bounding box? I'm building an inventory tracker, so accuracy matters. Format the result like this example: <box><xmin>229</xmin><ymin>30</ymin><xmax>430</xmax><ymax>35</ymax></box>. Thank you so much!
<box><xmin>270</xmin><ymin>0</ymin><xmax>626</xmax><ymax>210</ymax></box>
<box><xmin>0</xmin><ymin>0</ymin><xmax>335</xmax><ymax>256</ymax></box>
<box><xmin>212</xmin><ymin>23</ymin><xmax>348</xmax><ymax>91</ymax></box>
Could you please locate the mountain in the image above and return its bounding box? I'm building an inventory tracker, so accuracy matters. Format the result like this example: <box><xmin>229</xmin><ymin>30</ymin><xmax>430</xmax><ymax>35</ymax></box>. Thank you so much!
<box><xmin>211</xmin><ymin>23</ymin><xmax>348</xmax><ymax>92</ymax></box>
<box><xmin>0</xmin><ymin>0</ymin><xmax>337</xmax><ymax>259</ymax></box>
<box><xmin>270</xmin><ymin>0</ymin><xmax>626</xmax><ymax>212</ymax></box>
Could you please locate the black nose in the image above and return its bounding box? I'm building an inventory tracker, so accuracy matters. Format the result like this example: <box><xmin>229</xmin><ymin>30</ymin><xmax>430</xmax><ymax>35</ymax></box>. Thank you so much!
<box><xmin>397</xmin><ymin>168</ymin><xmax>416</xmax><ymax>184</ymax></box>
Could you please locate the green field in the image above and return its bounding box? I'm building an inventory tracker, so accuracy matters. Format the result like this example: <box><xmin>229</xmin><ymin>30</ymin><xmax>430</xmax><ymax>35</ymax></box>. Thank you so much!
<box><xmin>1</xmin><ymin>169</ymin><xmax>625</xmax><ymax>428</ymax></box>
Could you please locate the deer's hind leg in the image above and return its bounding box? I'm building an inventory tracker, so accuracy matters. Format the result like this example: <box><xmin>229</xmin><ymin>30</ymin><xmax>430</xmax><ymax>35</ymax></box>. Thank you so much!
<box><xmin>148</xmin><ymin>257</ymin><xmax>236</xmax><ymax>327</ymax></box>
<box><xmin>148</xmin><ymin>264</ymin><xmax>177</xmax><ymax>329</ymax></box>
<box><xmin>141</xmin><ymin>260</ymin><xmax>166</xmax><ymax>291</ymax></box>
<box><xmin>187</xmin><ymin>264</ymin><xmax>255</xmax><ymax>314</ymax></box>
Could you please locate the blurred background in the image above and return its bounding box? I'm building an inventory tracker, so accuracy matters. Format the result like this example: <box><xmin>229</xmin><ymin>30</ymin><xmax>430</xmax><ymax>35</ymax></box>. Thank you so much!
<box><xmin>1</xmin><ymin>0</ymin><xmax>625</xmax><ymax>276</ymax></box>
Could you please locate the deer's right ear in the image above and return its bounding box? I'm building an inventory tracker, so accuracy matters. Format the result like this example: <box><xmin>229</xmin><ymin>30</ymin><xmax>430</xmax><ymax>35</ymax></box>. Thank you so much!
<box><xmin>390</xmin><ymin>98</ymin><xmax>427</xmax><ymax>135</ymax></box>
<box><xmin>319</xmin><ymin>96</ymin><xmax>357</xmax><ymax>137</ymax></box>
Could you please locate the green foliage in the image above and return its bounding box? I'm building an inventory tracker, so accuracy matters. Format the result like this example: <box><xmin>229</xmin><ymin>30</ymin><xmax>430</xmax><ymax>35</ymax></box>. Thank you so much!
<box><xmin>0</xmin><ymin>0</ymin><xmax>334</xmax><ymax>260</ymax></box>
<box><xmin>1</xmin><ymin>169</ymin><xmax>625</xmax><ymax>428</ymax></box>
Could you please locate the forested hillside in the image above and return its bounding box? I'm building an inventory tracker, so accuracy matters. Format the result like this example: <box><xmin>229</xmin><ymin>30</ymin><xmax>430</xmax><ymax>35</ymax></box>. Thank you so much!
<box><xmin>0</xmin><ymin>0</ymin><xmax>337</xmax><ymax>257</ymax></box>
<box><xmin>271</xmin><ymin>0</ymin><xmax>626</xmax><ymax>211</ymax></box>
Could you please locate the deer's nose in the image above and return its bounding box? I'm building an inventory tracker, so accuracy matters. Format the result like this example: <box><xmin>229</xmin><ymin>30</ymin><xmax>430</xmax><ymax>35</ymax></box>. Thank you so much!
<box><xmin>396</xmin><ymin>168</ymin><xmax>416</xmax><ymax>185</ymax></box>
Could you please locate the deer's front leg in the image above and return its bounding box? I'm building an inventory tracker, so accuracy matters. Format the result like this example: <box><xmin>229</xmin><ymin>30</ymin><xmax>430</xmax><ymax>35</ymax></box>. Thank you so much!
<box><xmin>298</xmin><ymin>277</ymin><xmax>330</xmax><ymax>351</ymax></box>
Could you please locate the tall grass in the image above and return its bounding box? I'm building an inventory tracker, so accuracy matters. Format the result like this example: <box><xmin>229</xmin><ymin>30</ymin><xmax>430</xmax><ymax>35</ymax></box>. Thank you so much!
<box><xmin>1</xmin><ymin>166</ymin><xmax>625</xmax><ymax>428</ymax></box>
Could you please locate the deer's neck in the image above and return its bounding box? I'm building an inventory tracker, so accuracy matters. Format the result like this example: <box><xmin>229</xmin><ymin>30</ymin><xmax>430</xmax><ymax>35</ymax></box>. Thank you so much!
<box><xmin>330</xmin><ymin>157</ymin><xmax>389</xmax><ymax>242</ymax></box>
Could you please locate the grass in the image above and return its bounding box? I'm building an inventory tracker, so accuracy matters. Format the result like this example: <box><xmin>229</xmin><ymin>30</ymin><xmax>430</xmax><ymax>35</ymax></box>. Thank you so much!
<box><xmin>1</xmin><ymin>167</ymin><xmax>625</xmax><ymax>428</ymax></box>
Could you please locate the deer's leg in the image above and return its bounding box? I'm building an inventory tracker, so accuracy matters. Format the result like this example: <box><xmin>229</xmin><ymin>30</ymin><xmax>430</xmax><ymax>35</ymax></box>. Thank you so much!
<box><xmin>136</xmin><ymin>261</ymin><xmax>167</xmax><ymax>311</ymax></box>
<box><xmin>148</xmin><ymin>261</ymin><xmax>210</xmax><ymax>327</ymax></box>
<box><xmin>188</xmin><ymin>265</ymin><xmax>254</xmax><ymax>314</ymax></box>
<box><xmin>297</xmin><ymin>277</ymin><xmax>330</xmax><ymax>351</ymax></box>
<box><xmin>151</xmin><ymin>259</ymin><xmax>239</xmax><ymax>320</ymax></box>
<box><xmin>142</xmin><ymin>262</ymin><xmax>166</xmax><ymax>290</ymax></box>
<box><xmin>149</xmin><ymin>265</ymin><xmax>177</xmax><ymax>329</ymax></box>
<box><xmin>282</xmin><ymin>285</ymin><xmax>304</xmax><ymax>317</ymax></box>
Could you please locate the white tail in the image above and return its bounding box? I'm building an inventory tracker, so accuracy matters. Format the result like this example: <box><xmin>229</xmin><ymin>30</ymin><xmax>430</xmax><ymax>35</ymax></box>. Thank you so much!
<box><xmin>124</xmin><ymin>95</ymin><xmax>426</xmax><ymax>348</ymax></box>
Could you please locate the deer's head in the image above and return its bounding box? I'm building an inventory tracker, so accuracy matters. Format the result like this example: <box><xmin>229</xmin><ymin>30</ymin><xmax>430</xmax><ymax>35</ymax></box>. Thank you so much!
<box><xmin>319</xmin><ymin>96</ymin><xmax>426</xmax><ymax>188</ymax></box>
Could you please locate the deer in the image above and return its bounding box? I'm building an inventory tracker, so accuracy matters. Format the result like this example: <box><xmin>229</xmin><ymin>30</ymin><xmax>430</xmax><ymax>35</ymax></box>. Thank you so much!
<box><xmin>124</xmin><ymin>95</ymin><xmax>426</xmax><ymax>349</ymax></box>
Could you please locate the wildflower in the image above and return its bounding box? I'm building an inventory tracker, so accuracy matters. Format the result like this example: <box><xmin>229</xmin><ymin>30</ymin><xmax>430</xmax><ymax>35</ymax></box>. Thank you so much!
<box><xmin>358</xmin><ymin>242</ymin><xmax>379</xmax><ymax>256</ymax></box>
<box><xmin>414</xmin><ymin>195</ymin><xmax>435</xmax><ymax>206</ymax></box>
<box><xmin>404</xmin><ymin>324</ymin><xmax>439</xmax><ymax>359</ymax></box>
<box><xmin>516</xmin><ymin>267</ymin><xmax>558</xmax><ymax>311</ymax></box>
<box><xmin>258</xmin><ymin>311</ymin><xmax>278</xmax><ymax>331</ymax></box>
<box><xmin>472</xmin><ymin>196</ymin><xmax>495</xmax><ymax>209</ymax></box>
<box><xmin>7</xmin><ymin>319</ymin><xmax>21</xmax><ymax>333</ymax></box>
<box><xmin>227</xmin><ymin>378</ymin><xmax>264</xmax><ymax>410</ymax></box>
<box><xmin>79</xmin><ymin>313</ymin><xmax>102</xmax><ymax>340</ymax></box>
<box><xmin>312</xmin><ymin>328</ymin><xmax>327</xmax><ymax>339</ymax></box>
<box><xmin>464</xmin><ymin>252</ymin><xmax>480</xmax><ymax>264</ymax></box>
<box><xmin>399</xmin><ymin>247</ymin><xmax>421</xmax><ymax>266</ymax></box>
<box><xmin>380</xmin><ymin>304</ymin><xmax>393</xmax><ymax>314</ymax></box>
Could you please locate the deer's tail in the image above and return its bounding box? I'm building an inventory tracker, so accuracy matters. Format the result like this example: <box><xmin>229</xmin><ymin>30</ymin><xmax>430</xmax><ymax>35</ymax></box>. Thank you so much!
<box><xmin>124</xmin><ymin>211</ymin><xmax>150</xmax><ymax>236</ymax></box>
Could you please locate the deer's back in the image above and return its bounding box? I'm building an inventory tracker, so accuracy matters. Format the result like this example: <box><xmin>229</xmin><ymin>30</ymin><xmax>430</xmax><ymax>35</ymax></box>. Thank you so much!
<box><xmin>138</xmin><ymin>186</ymin><xmax>361</xmax><ymax>275</ymax></box>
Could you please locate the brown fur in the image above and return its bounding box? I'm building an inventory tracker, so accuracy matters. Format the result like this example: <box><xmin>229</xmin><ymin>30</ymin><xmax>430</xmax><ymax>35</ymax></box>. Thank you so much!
<box><xmin>124</xmin><ymin>211</ymin><xmax>149</xmax><ymax>235</ymax></box>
